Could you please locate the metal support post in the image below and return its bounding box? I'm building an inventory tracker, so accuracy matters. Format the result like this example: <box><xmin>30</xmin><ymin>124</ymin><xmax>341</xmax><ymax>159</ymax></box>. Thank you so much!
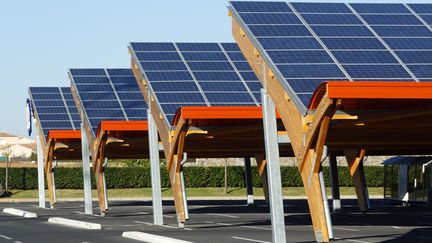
<box><xmin>52</xmin><ymin>160</ymin><xmax>57</xmax><ymax>204</ymax></box>
<box><xmin>36</xmin><ymin>134</ymin><xmax>46</xmax><ymax>208</ymax></box>
<box><xmin>81</xmin><ymin>124</ymin><xmax>93</xmax><ymax>214</ymax></box>
<box><xmin>102</xmin><ymin>158</ymin><xmax>109</xmax><ymax>211</ymax></box>
<box><xmin>148</xmin><ymin>109</ymin><xmax>164</xmax><ymax>225</ymax></box>
<box><xmin>261</xmin><ymin>84</ymin><xmax>286</xmax><ymax>243</ymax></box>
<box><xmin>329</xmin><ymin>154</ymin><xmax>341</xmax><ymax>212</ymax></box>
<box><xmin>244</xmin><ymin>157</ymin><xmax>254</xmax><ymax>205</ymax></box>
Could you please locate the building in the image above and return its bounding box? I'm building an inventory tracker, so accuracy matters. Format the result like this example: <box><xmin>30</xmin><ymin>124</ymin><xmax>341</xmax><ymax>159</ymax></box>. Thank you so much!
<box><xmin>0</xmin><ymin>132</ymin><xmax>36</xmax><ymax>159</ymax></box>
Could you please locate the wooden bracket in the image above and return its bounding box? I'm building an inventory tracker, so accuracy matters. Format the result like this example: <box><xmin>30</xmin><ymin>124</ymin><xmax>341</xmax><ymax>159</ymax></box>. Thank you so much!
<box><xmin>45</xmin><ymin>140</ymin><xmax>55</xmax><ymax>208</ymax></box>
<box><xmin>345</xmin><ymin>149</ymin><xmax>369</xmax><ymax>212</ymax></box>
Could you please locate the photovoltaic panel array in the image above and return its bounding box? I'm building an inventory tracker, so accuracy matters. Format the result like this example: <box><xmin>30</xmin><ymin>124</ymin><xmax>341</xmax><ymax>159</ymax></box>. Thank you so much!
<box><xmin>129</xmin><ymin>42</ymin><xmax>262</xmax><ymax>124</ymax></box>
<box><xmin>69</xmin><ymin>68</ymin><xmax>147</xmax><ymax>135</ymax></box>
<box><xmin>29</xmin><ymin>87</ymin><xmax>80</xmax><ymax>139</ymax></box>
<box><xmin>229</xmin><ymin>1</ymin><xmax>432</xmax><ymax>113</ymax></box>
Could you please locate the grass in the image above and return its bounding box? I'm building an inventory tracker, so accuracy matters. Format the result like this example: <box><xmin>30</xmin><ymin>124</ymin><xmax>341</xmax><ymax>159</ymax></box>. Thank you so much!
<box><xmin>0</xmin><ymin>187</ymin><xmax>383</xmax><ymax>200</ymax></box>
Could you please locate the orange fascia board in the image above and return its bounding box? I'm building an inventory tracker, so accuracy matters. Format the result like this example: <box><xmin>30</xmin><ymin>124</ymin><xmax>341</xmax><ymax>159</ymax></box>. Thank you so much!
<box><xmin>173</xmin><ymin>106</ymin><xmax>280</xmax><ymax>125</ymax></box>
<box><xmin>97</xmin><ymin>120</ymin><xmax>148</xmax><ymax>136</ymax></box>
<box><xmin>309</xmin><ymin>81</ymin><xmax>432</xmax><ymax>109</ymax></box>
<box><xmin>47</xmin><ymin>130</ymin><xmax>81</xmax><ymax>141</ymax></box>
<box><xmin>327</xmin><ymin>81</ymin><xmax>432</xmax><ymax>99</ymax></box>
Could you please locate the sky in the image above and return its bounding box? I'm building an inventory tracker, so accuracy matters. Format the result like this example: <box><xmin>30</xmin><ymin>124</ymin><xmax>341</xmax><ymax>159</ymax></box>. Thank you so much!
<box><xmin>0</xmin><ymin>0</ymin><xmax>430</xmax><ymax>138</ymax></box>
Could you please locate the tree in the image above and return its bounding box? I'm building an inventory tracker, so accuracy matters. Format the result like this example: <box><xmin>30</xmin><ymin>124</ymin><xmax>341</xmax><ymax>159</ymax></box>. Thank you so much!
<box><xmin>0</xmin><ymin>140</ymin><xmax>11</xmax><ymax>193</ymax></box>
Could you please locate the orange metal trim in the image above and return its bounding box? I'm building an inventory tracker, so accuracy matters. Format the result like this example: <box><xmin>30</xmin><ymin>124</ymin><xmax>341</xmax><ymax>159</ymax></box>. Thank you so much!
<box><xmin>97</xmin><ymin>120</ymin><xmax>148</xmax><ymax>136</ymax></box>
<box><xmin>173</xmin><ymin>106</ymin><xmax>280</xmax><ymax>125</ymax></box>
<box><xmin>309</xmin><ymin>81</ymin><xmax>432</xmax><ymax>109</ymax></box>
<box><xmin>47</xmin><ymin>130</ymin><xmax>81</xmax><ymax>141</ymax></box>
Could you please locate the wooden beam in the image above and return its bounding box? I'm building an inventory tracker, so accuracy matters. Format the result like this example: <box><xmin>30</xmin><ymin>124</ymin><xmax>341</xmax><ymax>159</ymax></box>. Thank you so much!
<box><xmin>92</xmin><ymin>131</ymin><xmax>108</xmax><ymax>214</ymax></box>
<box><xmin>255</xmin><ymin>154</ymin><xmax>269</xmax><ymax>203</ymax></box>
<box><xmin>344</xmin><ymin>149</ymin><xmax>369</xmax><ymax>212</ymax></box>
<box><xmin>45</xmin><ymin>141</ymin><xmax>55</xmax><ymax>208</ymax></box>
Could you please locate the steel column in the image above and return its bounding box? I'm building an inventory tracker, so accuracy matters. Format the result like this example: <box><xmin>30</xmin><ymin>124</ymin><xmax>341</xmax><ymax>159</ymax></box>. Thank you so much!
<box><xmin>148</xmin><ymin>109</ymin><xmax>164</xmax><ymax>225</ymax></box>
<box><xmin>244</xmin><ymin>157</ymin><xmax>254</xmax><ymax>205</ymax></box>
<box><xmin>81</xmin><ymin>124</ymin><xmax>93</xmax><ymax>214</ymax></box>
<box><xmin>36</xmin><ymin>134</ymin><xmax>46</xmax><ymax>208</ymax></box>
<box><xmin>261</xmin><ymin>85</ymin><xmax>286</xmax><ymax>243</ymax></box>
<box><xmin>329</xmin><ymin>154</ymin><xmax>341</xmax><ymax>212</ymax></box>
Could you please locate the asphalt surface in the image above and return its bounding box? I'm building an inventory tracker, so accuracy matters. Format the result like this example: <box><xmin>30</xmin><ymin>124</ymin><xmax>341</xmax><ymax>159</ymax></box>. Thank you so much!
<box><xmin>0</xmin><ymin>199</ymin><xmax>430</xmax><ymax>243</ymax></box>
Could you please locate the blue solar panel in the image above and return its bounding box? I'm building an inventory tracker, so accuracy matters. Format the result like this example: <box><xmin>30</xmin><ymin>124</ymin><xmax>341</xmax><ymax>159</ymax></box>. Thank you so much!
<box><xmin>146</xmin><ymin>71</ymin><xmax>193</xmax><ymax>81</ymax></box>
<box><xmin>140</xmin><ymin>62</ymin><xmax>188</xmax><ymax>71</ymax></box>
<box><xmin>372</xmin><ymin>26</ymin><xmax>432</xmax><ymax>37</ymax></box>
<box><xmin>407</xmin><ymin>65</ymin><xmax>432</xmax><ymax>78</ymax></box>
<box><xmin>301</xmin><ymin>14</ymin><xmax>362</xmax><ymax>25</ymax></box>
<box><xmin>277</xmin><ymin>64</ymin><xmax>346</xmax><ymax>79</ymax></box>
<box><xmin>69</xmin><ymin>69</ymin><xmax>106</xmax><ymax>76</ymax></box>
<box><xmin>29</xmin><ymin>87</ymin><xmax>80</xmax><ymax>138</ymax></box>
<box><xmin>361</xmin><ymin>14</ymin><xmax>422</xmax><ymax>25</ymax></box>
<box><xmin>350</xmin><ymin>3</ymin><xmax>410</xmax><ymax>14</ymax></box>
<box><xmin>230</xmin><ymin>1</ymin><xmax>432</xmax><ymax>111</ymax></box>
<box><xmin>182</xmin><ymin>52</ymin><xmax>228</xmax><ymax>61</ymax></box>
<box><xmin>332</xmin><ymin>51</ymin><xmax>398</xmax><ymax>64</ymax></box>
<box><xmin>206</xmin><ymin>93</ymin><xmax>255</xmax><ymax>103</ymax></box>
<box><xmin>268</xmin><ymin>50</ymin><xmax>334</xmax><ymax>64</ymax></box>
<box><xmin>188</xmin><ymin>62</ymin><xmax>234</xmax><ymax>71</ymax></box>
<box><xmin>394</xmin><ymin>51</ymin><xmax>432</xmax><ymax>64</ymax></box>
<box><xmin>343</xmin><ymin>65</ymin><xmax>412</xmax><ymax>79</ymax></box>
<box><xmin>312</xmin><ymin>26</ymin><xmax>374</xmax><ymax>37</ymax></box>
<box><xmin>135</xmin><ymin>52</ymin><xmax>182</xmax><ymax>61</ymax></box>
<box><xmin>130</xmin><ymin>42</ymin><xmax>260</xmax><ymax>125</ymax></box>
<box><xmin>151</xmin><ymin>82</ymin><xmax>199</xmax><ymax>92</ymax></box>
<box><xmin>291</xmin><ymin>2</ymin><xmax>351</xmax><ymax>13</ymax></box>
<box><xmin>257</xmin><ymin>37</ymin><xmax>321</xmax><ymax>50</ymax></box>
<box><xmin>231</xmin><ymin>1</ymin><xmax>291</xmax><ymax>13</ymax></box>
<box><xmin>321</xmin><ymin>38</ymin><xmax>386</xmax><ymax>50</ymax></box>
<box><xmin>130</xmin><ymin>42</ymin><xmax>176</xmax><ymax>52</ymax></box>
<box><xmin>249</xmin><ymin>25</ymin><xmax>312</xmax><ymax>37</ymax></box>
<box><xmin>384</xmin><ymin>38</ymin><xmax>432</xmax><ymax>49</ymax></box>
<box><xmin>409</xmin><ymin>4</ymin><xmax>432</xmax><ymax>14</ymax></box>
<box><xmin>69</xmin><ymin>68</ymin><xmax>147</xmax><ymax>134</ymax></box>
<box><xmin>156</xmin><ymin>93</ymin><xmax>206</xmax><ymax>103</ymax></box>
<box><xmin>239</xmin><ymin>13</ymin><xmax>301</xmax><ymax>24</ymax></box>
<box><xmin>177</xmin><ymin>43</ymin><xmax>221</xmax><ymax>52</ymax></box>
<box><xmin>200</xmin><ymin>82</ymin><xmax>248</xmax><ymax>92</ymax></box>
<box><xmin>193</xmin><ymin>72</ymin><xmax>241</xmax><ymax>81</ymax></box>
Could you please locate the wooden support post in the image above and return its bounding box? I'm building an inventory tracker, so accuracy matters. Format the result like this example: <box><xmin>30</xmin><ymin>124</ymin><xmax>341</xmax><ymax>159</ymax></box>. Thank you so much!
<box><xmin>93</xmin><ymin>135</ymin><xmax>108</xmax><ymax>215</ymax></box>
<box><xmin>45</xmin><ymin>142</ymin><xmax>55</xmax><ymax>209</ymax></box>
<box><xmin>168</xmin><ymin>125</ymin><xmax>187</xmax><ymax>227</ymax></box>
<box><xmin>255</xmin><ymin>154</ymin><xmax>269</xmax><ymax>204</ymax></box>
<box><xmin>298</xmin><ymin>98</ymin><xmax>339</xmax><ymax>242</ymax></box>
<box><xmin>244</xmin><ymin>157</ymin><xmax>254</xmax><ymax>205</ymax></box>
<box><xmin>329</xmin><ymin>154</ymin><xmax>341</xmax><ymax>212</ymax></box>
<box><xmin>344</xmin><ymin>149</ymin><xmax>369</xmax><ymax>213</ymax></box>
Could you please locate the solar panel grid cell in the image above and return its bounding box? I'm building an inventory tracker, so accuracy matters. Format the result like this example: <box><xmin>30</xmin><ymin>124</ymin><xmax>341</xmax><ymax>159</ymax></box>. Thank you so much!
<box><xmin>230</xmin><ymin>1</ymin><xmax>432</xmax><ymax>110</ymax></box>
<box><xmin>70</xmin><ymin>68</ymin><xmax>147</xmax><ymax>134</ymax></box>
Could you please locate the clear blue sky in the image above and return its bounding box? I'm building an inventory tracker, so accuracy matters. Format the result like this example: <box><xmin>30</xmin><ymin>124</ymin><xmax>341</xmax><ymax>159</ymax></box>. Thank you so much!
<box><xmin>0</xmin><ymin>0</ymin><xmax>429</xmax><ymax>138</ymax></box>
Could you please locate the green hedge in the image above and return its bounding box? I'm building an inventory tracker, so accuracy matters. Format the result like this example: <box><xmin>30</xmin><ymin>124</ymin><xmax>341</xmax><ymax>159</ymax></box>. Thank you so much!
<box><xmin>0</xmin><ymin>166</ymin><xmax>384</xmax><ymax>190</ymax></box>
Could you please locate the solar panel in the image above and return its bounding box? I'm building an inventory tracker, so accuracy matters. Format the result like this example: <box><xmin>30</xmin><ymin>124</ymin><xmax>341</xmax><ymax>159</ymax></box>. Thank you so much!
<box><xmin>129</xmin><ymin>42</ymin><xmax>261</xmax><ymax>124</ymax></box>
<box><xmin>29</xmin><ymin>87</ymin><xmax>80</xmax><ymax>139</ymax></box>
<box><xmin>229</xmin><ymin>1</ymin><xmax>432</xmax><ymax>113</ymax></box>
<box><xmin>69</xmin><ymin>68</ymin><xmax>148</xmax><ymax>135</ymax></box>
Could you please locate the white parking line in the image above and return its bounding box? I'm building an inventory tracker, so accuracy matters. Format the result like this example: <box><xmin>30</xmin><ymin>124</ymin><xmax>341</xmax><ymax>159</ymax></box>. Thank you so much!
<box><xmin>232</xmin><ymin>236</ymin><xmax>270</xmax><ymax>243</ymax></box>
<box><xmin>241</xmin><ymin>225</ymin><xmax>271</xmax><ymax>231</ymax></box>
<box><xmin>134</xmin><ymin>220</ymin><xmax>152</xmax><ymax>226</ymax></box>
<box><xmin>122</xmin><ymin>231</ymin><xmax>192</xmax><ymax>243</ymax></box>
<box><xmin>333</xmin><ymin>226</ymin><xmax>360</xmax><ymax>232</ymax></box>
<box><xmin>134</xmin><ymin>221</ymin><xmax>192</xmax><ymax>230</ymax></box>
<box><xmin>163</xmin><ymin>215</ymin><xmax>175</xmax><ymax>218</ymax></box>
<box><xmin>334</xmin><ymin>238</ymin><xmax>372</xmax><ymax>243</ymax></box>
<box><xmin>206</xmin><ymin>213</ymin><xmax>240</xmax><ymax>219</ymax></box>
<box><xmin>0</xmin><ymin>234</ymin><xmax>12</xmax><ymax>240</ymax></box>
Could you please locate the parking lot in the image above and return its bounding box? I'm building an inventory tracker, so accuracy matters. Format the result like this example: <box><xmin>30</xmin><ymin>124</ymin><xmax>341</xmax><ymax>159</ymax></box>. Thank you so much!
<box><xmin>0</xmin><ymin>199</ymin><xmax>430</xmax><ymax>243</ymax></box>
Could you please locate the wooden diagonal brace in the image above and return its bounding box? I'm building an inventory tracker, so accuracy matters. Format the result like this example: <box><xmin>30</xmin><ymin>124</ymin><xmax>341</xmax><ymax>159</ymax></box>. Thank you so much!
<box><xmin>44</xmin><ymin>140</ymin><xmax>55</xmax><ymax>208</ymax></box>
<box><xmin>345</xmin><ymin>149</ymin><xmax>369</xmax><ymax>212</ymax></box>
<box><xmin>92</xmin><ymin>132</ymin><xmax>108</xmax><ymax>214</ymax></box>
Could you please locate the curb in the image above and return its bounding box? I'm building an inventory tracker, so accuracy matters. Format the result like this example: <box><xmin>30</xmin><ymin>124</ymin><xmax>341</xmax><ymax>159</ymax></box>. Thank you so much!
<box><xmin>48</xmin><ymin>217</ymin><xmax>101</xmax><ymax>230</ymax></box>
<box><xmin>3</xmin><ymin>208</ymin><xmax>37</xmax><ymax>218</ymax></box>
<box><xmin>122</xmin><ymin>231</ymin><xmax>193</xmax><ymax>243</ymax></box>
